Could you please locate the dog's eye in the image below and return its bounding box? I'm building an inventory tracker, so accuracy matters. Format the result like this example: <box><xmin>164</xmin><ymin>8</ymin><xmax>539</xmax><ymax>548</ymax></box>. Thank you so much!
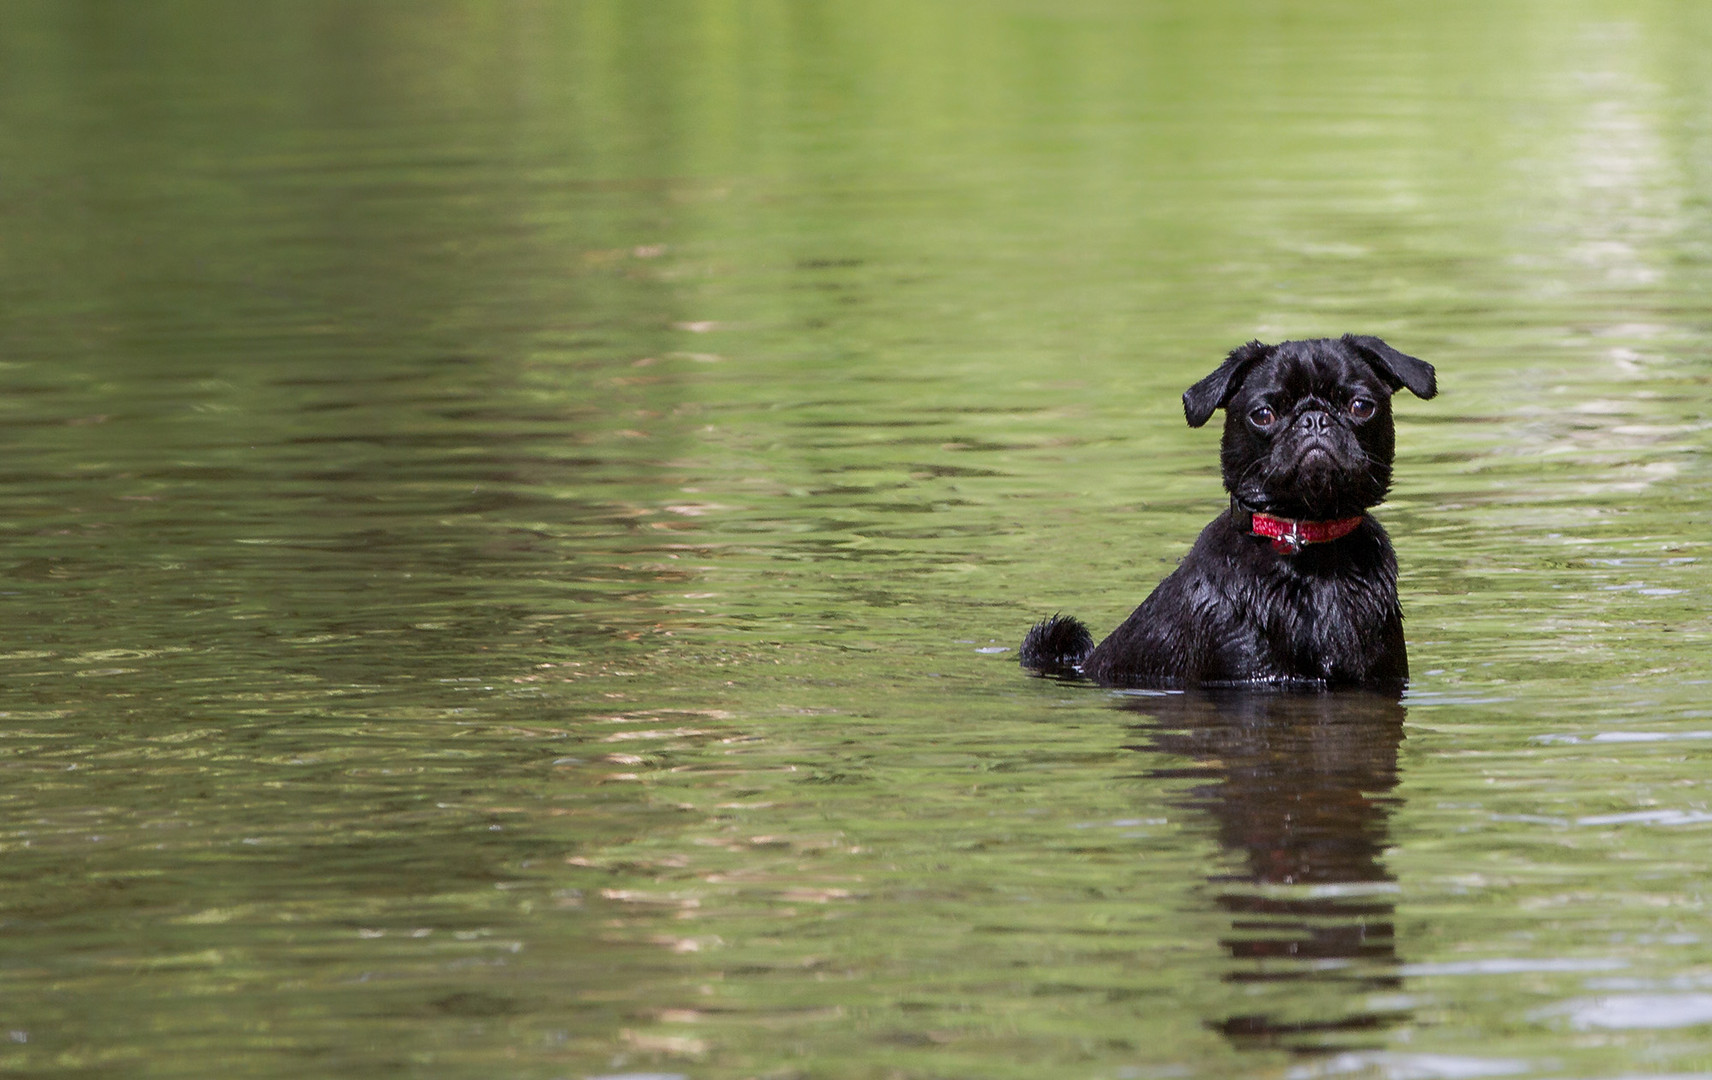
<box><xmin>1348</xmin><ymin>397</ymin><xmax>1376</xmax><ymax>420</ymax></box>
<box><xmin>1249</xmin><ymin>405</ymin><xmax>1277</xmax><ymax>427</ymax></box>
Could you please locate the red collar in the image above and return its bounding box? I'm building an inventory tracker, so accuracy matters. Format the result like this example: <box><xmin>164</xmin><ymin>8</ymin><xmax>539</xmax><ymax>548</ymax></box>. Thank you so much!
<box><xmin>1242</xmin><ymin>508</ymin><xmax>1363</xmax><ymax>554</ymax></box>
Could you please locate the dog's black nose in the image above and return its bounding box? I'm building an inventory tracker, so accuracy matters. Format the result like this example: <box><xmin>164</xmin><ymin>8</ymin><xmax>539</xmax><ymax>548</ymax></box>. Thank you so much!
<box><xmin>1295</xmin><ymin>409</ymin><xmax>1333</xmax><ymax>434</ymax></box>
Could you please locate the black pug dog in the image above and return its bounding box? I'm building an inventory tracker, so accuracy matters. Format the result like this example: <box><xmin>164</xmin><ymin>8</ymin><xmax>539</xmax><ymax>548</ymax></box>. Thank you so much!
<box><xmin>1020</xmin><ymin>335</ymin><xmax>1436</xmax><ymax>688</ymax></box>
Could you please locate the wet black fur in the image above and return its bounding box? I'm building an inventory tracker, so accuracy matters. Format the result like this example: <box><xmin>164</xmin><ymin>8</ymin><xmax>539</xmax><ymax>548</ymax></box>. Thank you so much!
<box><xmin>1020</xmin><ymin>334</ymin><xmax>1436</xmax><ymax>688</ymax></box>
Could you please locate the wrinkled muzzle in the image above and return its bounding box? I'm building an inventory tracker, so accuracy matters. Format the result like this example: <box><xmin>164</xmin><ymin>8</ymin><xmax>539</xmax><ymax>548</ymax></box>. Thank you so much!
<box><xmin>1264</xmin><ymin>420</ymin><xmax>1382</xmax><ymax>513</ymax></box>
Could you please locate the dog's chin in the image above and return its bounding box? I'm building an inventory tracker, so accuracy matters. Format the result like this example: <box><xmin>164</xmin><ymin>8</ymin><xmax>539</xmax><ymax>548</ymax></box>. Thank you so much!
<box><xmin>1247</xmin><ymin>448</ymin><xmax>1379</xmax><ymax>519</ymax></box>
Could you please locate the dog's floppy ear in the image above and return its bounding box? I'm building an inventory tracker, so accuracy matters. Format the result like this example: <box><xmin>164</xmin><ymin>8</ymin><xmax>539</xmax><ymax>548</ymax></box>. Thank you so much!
<box><xmin>1182</xmin><ymin>340</ymin><xmax>1273</xmax><ymax>428</ymax></box>
<box><xmin>1342</xmin><ymin>334</ymin><xmax>1437</xmax><ymax>399</ymax></box>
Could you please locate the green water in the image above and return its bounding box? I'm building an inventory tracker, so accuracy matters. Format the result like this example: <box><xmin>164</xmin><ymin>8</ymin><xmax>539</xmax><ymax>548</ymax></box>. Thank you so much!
<box><xmin>4</xmin><ymin>1</ymin><xmax>1712</xmax><ymax>1077</ymax></box>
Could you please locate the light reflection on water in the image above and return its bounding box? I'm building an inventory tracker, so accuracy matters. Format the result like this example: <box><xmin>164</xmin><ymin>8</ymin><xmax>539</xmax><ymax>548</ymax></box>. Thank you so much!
<box><xmin>2</xmin><ymin>1</ymin><xmax>1712</xmax><ymax>1078</ymax></box>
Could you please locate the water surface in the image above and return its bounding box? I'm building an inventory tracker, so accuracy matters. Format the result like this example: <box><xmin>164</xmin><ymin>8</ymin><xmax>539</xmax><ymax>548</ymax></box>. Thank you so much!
<box><xmin>4</xmin><ymin>2</ymin><xmax>1712</xmax><ymax>1078</ymax></box>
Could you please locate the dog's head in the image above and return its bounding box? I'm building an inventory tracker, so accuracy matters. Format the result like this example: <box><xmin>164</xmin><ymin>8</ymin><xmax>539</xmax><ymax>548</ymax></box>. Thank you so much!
<box><xmin>1181</xmin><ymin>335</ymin><xmax>1436</xmax><ymax>519</ymax></box>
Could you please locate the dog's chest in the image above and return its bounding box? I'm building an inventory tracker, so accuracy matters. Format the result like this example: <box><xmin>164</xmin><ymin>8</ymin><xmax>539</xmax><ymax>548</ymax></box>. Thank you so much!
<box><xmin>1230</xmin><ymin>561</ymin><xmax>1396</xmax><ymax>679</ymax></box>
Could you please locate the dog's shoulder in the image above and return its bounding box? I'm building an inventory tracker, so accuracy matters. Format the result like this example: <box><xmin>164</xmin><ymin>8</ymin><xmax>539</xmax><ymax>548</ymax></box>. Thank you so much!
<box><xmin>1081</xmin><ymin>513</ymin><xmax>1251</xmax><ymax>685</ymax></box>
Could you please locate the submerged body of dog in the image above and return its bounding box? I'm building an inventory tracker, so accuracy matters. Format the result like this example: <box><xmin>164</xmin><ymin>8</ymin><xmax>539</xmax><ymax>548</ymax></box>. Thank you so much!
<box><xmin>1021</xmin><ymin>335</ymin><xmax>1436</xmax><ymax>689</ymax></box>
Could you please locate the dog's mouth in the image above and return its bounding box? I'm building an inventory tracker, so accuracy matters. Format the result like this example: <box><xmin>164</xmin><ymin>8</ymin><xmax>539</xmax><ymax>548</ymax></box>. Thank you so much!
<box><xmin>1283</xmin><ymin>435</ymin><xmax>1354</xmax><ymax>475</ymax></box>
<box><xmin>1298</xmin><ymin>444</ymin><xmax>1337</xmax><ymax>468</ymax></box>
<box><xmin>1246</xmin><ymin>438</ymin><xmax>1381</xmax><ymax>518</ymax></box>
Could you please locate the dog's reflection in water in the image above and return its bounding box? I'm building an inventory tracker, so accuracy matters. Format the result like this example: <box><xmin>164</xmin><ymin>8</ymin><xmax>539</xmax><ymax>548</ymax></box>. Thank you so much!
<box><xmin>1119</xmin><ymin>689</ymin><xmax>1407</xmax><ymax>1054</ymax></box>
